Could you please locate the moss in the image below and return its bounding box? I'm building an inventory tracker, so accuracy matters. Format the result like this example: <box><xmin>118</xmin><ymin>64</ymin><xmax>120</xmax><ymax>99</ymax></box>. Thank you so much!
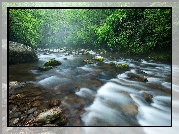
<box><xmin>44</xmin><ymin>59</ymin><xmax>62</xmax><ymax>66</ymax></box>
<box><xmin>83</xmin><ymin>59</ymin><xmax>93</xmax><ymax>64</ymax></box>
<box><xmin>93</xmin><ymin>56</ymin><xmax>104</xmax><ymax>61</ymax></box>
<box><xmin>116</xmin><ymin>63</ymin><xmax>129</xmax><ymax>69</ymax></box>
<box><xmin>38</xmin><ymin>66</ymin><xmax>53</xmax><ymax>71</ymax></box>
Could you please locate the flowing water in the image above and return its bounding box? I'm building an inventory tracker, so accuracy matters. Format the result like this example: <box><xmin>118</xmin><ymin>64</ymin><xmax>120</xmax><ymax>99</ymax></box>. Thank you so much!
<box><xmin>9</xmin><ymin>50</ymin><xmax>171</xmax><ymax>126</ymax></box>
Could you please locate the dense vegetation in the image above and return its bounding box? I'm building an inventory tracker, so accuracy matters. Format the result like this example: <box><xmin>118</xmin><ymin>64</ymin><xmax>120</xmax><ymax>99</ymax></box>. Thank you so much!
<box><xmin>9</xmin><ymin>8</ymin><xmax>171</xmax><ymax>60</ymax></box>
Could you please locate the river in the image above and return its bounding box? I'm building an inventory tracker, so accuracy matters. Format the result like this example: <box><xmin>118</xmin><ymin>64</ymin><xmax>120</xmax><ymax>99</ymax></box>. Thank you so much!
<box><xmin>9</xmin><ymin>49</ymin><xmax>171</xmax><ymax>127</ymax></box>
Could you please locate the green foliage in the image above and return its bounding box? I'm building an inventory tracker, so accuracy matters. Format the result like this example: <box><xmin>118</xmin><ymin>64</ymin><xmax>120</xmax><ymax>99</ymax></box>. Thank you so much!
<box><xmin>9</xmin><ymin>8</ymin><xmax>171</xmax><ymax>60</ymax></box>
<box><xmin>9</xmin><ymin>9</ymin><xmax>41</xmax><ymax>47</ymax></box>
<box><xmin>96</xmin><ymin>9</ymin><xmax>171</xmax><ymax>54</ymax></box>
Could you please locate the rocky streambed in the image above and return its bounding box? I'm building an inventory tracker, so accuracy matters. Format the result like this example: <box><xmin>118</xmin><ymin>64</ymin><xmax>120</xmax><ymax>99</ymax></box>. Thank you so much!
<box><xmin>9</xmin><ymin>48</ymin><xmax>171</xmax><ymax>126</ymax></box>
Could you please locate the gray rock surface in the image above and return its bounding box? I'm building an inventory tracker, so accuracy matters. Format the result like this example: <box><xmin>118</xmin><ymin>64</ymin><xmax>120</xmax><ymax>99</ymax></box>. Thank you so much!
<box><xmin>9</xmin><ymin>41</ymin><xmax>38</xmax><ymax>64</ymax></box>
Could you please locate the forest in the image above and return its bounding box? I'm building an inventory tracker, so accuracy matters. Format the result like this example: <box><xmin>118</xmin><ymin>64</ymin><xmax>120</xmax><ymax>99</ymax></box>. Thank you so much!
<box><xmin>9</xmin><ymin>8</ymin><xmax>171</xmax><ymax>61</ymax></box>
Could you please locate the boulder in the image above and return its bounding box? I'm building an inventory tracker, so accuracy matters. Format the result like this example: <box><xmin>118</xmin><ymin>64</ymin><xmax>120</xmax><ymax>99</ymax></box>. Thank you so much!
<box><xmin>142</xmin><ymin>92</ymin><xmax>153</xmax><ymax>103</ymax></box>
<box><xmin>127</xmin><ymin>73</ymin><xmax>148</xmax><ymax>82</ymax></box>
<box><xmin>34</xmin><ymin>106</ymin><xmax>62</xmax><ymax>123</ymax></box>
<box><xmin>9</xmin><ymin>41</ymin><xmax>38</xmax><ymax>64</ymax></box>
<box><xmin>93</xmin><ymin>56</ymin><xmax>104</xmax><ymax>61</ymax></box>
<box><xmin>38</xmin><ymin>66</ymin><xmax>53</xmax><ymax>71</ymax></box>
<box><xmin>44</xmin><ymin>59</ymin><xmax>62</xmax><ymax>66</ymax></box>
<box><xmin>116</xmin><ymin>63</ymin><xmax>129</xmax><ymax>69</ymax></box>
<box><xmin>83</xmin><ymin>59</ymin><xmax>93</xmax><ymax>64</ymax></box>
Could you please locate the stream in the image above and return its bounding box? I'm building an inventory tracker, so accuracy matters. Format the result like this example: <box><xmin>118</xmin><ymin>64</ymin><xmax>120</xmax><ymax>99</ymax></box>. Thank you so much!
<box><xmin>9</xmin><ymin>49</ymin><xmax>171</xmax><ymax>126</ymax></box>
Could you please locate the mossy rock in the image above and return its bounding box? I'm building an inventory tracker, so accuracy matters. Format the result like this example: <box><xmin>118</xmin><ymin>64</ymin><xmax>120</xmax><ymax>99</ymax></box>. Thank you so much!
<box><xmin>109</xmin><ymin>62</ymin><xmax>116</xmax><ymax>66</ymax></box>
<box><xmin>83</xmin><ymin>59</ymin><xmax>93</xmax><ymax>64</ymax></box>
<box><xmin>38</xmin><ymin>66</ymin><xmax>53</xmax><ymax>71</ymax></box>
<box><xmin>44</xmin><ymin>59</ymin><xmax>62</xmax><ymax>66</ymax></box>
<box><xmin>116</xmin><ymin>63</ymin><xmax>129</xmax><ymax>69</ymax></box>
<box><xmin>93</xmin><ymin>56</ymin><xmax>104</xmax><ymax>61</ymax></box>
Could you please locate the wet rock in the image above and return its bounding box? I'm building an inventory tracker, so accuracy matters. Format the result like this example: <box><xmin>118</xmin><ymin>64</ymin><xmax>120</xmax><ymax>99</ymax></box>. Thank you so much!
<box><xmin>9</xmin><ymin>81</ymin><xmax>25</xmax><ymax>90</ymax></box>
<box><xmin>56</xmin><ymin>91</ymin><xmax>61</xmax><ymax>95</ymax></box>
<box><xmin>32</xmin><ymin>91</ymin><xmax>42</xmax><ymax>96</ymax></box>
<box><xmin>10</xmin><ymin>118</ymin><xmax>19</xmax><ymax>125</ymax></box>
<box><xmin>9</xmin><ymin>41</ymin><xmax>38</xmax><ymax>64</ymax></box>
<box><xmin>52</xmin><ymin>115</ymin><xmax>67</xmax><ymax>126</ymax></box>
<box><xmin>116</xmin><ymin>63</ymin><xmax>129</xmax><ymax>69</ymax></box>
<box><xmin>34</xmin><ymin>106</ymin><xmax>62</xmax><ymax>123</ymax></box>
<box><xmin>127</xmin><ymin>73</ymin><xmax>148</xmax><ymax>82</ymax></box>
<box><xmin>83</xmin><ymin>59</ymin><xmax>93</xmax><ymax>64</ymax></box>
<box><xmin>93</xmin><ymin>56</ymin><xmax>104</xmax><ymax>61</ymax></box>
<box><xmin>142</xmin><ymin>92</ymin><xmax>153</xmax><ymax>103</ymax></box>
<box><xmin>32</xmin><ymin>101</ymin><xmax>41</xmax><ymax>107</ymax></box>
<box><xmin>122</xmin><ymin>103</ymin><xmax>138</xmax><ymax>116</ymax></box>
<box><xmin>38</xmin><ymin>66</ymin><xmax>53</xmax><ymax>71</ymax></box>
<box><xmin>42</xmin><ymin>124</ymin><xmax>58</xmax><ymax>126</ymax></box>
<box><xmin>72</xmin><ymin>118</ymin><xmax>81</xmax><ymax>126</ymax></box>
<box><xmin>9</xmin><ymin>104</ymin><xmax>14</xmax><ymax>111</ymax></box>
<box><xmin>13</xmin><ymin>112</ymin><xmax>20</xmax><ymax>118</ymax></box>
<box><xmin>49</xmin><ymin>100</ymin><xmax>61</xmax><ymax>108</ymax></box>
<box><xmin>27</xmin><ymin>107</ymin><xmax>38</xmax><ymax>115</ymax></box>
<box><xmin>44</xmin><ymin>59</ymin><xmax>62</xmax><ymax>66</ymax></box>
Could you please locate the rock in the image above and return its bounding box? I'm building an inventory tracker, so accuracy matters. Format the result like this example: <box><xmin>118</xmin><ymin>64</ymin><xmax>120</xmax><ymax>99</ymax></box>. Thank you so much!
<box><xmin>10</xmin><ymin>118</ymin><xmax>19</xmax><ymax>125</ymax></box>
<box><xmin>42</xmin><ymin>124</ymin><xmax>58</xmax><ymax>126</ymax></box>
<box><xmin>116</xmin><ymin>63</ymin><xmax>129</xmax><ymax>69</ymax></box>
<box><xmin>127</xmin><ymin>73</ymin><xmax>148</xmax><ymax>82</ymax></box>
<box><xmin>44</xmin><ymin>59</ymin><xmax>62</xmax><ymax>66</ymax></box>
<box><xmin>38</xmin><ymin>66</ymin><xmax>53</xmax><ymax>71</ymax></box>
<box><xmin>49</xmin><ymin>100</ymin><xmax>61</xmax><ymax>108</ymax></box>
<box><xmin>9</xmin><ymin>81</ymin><xmax>24</xmax><ymax>90</ymax></box>
<box><xmin>142</xmin><ymin>92</ymin><xmax>153</xmax><ymax>103</ymax></box>
<box><xmin>93</xmin><ymin>56</ymin><xmax>104</xmax><ymax>61</ymax></box>
<box><xmin>9</xmin><ymin>41</ymin><xmax>38</xmax><ymax>64</ymax></box>
<box><xmin>122</xmin><ymin>103</ymin><xmax>138</xmax><ymax>116</ymax></box>
<box><xmin>52</xmin><ymin>115</ymin><xmax>67</xmax><ymax>126</ymax></box>
<box><xmin>27</xmin><ymin>107</ymin><xmax>38</xmax><ymax>115</ymax></box>
<box><xmin>34</xmin><ymin>106</ymin><xmax>62</xmax><ymax>123</ymax></box>
<box><xmin>83</xmin><ymin>59</ymin><xmax>93</xmax><ymax>64</ymax></box>
<box><xmin>32</xmin><ymin>101</ymin><xmax>41</xmax><ymax>107</ymax></box>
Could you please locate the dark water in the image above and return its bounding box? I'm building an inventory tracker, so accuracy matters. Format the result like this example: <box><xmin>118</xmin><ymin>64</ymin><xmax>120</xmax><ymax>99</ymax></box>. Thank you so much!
<box><xmin>9</xmin><ymin>50</ymin><xmax>171</xmax><ymax>126</ymax></box>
